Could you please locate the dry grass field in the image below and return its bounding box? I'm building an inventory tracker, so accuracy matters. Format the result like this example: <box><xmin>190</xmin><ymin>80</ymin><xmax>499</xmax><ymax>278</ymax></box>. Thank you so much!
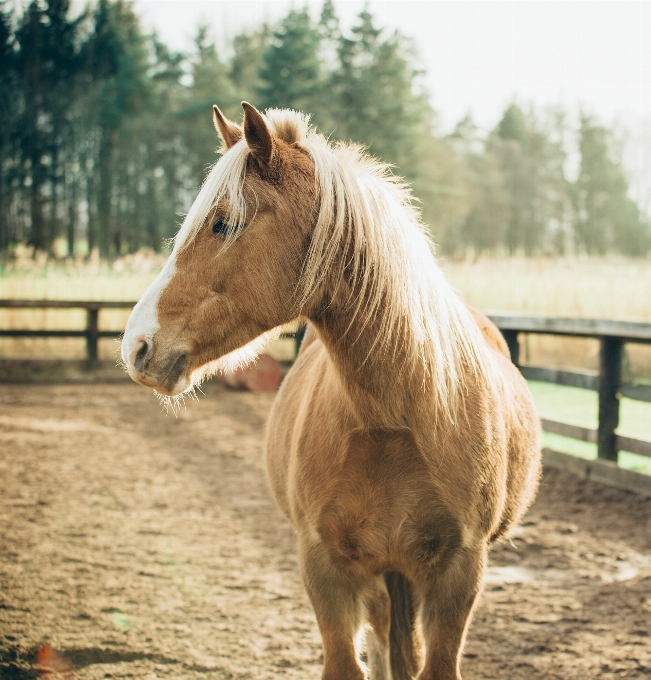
<box><xmin>441</xmin><ymin>257</ymin><xmax>651</xmax><ymax>379</ymax></box>
<box><xmin>442</xmin><ymin>257</ymin><xmax>651</xmax><ymax>320</ymax></box>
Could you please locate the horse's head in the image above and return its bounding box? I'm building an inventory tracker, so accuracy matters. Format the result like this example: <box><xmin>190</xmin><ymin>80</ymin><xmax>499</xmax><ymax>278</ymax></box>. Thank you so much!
<box><xmin>121</xmin><ymin>103</ymin><xmax>317</xmax><ymax>395</ymax></box>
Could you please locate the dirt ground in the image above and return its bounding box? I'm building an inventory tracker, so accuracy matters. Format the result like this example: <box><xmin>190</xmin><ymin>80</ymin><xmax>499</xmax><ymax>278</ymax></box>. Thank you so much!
<box><xmin>1</xmin><ymin>382</ymin><xmax>650</xmax><ymax>680</ymax></box>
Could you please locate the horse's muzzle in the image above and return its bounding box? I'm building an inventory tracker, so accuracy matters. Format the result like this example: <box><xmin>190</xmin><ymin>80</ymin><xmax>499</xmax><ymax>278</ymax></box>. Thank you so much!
<box><xmin>123</xmin><ymin>336</ymin><xmax>189</xmax><ymax>395</ymax></box>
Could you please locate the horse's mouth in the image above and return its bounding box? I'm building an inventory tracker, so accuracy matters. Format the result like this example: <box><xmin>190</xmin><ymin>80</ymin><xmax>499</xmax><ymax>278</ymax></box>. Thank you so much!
<box><xmin>161</xmin><ymin>353</ymin><xmax>189</xmax><ymax>393</ymax></box>
<box><xmin>128</xmin><ymin>352</ymin><xmax>190</xmax><ymax>396</ymax></box>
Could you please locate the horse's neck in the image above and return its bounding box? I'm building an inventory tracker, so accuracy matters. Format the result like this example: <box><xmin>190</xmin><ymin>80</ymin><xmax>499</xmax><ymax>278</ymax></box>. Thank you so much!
<box><xmin>309</xmin><ymin>275</ymin><xmax>426</xmax><ymax>427</ymax></box>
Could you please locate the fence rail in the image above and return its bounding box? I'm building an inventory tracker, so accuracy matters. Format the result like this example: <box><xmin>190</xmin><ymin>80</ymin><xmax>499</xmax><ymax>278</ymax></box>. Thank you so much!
<box><xmin>1</xmin><ymin>301</ymin><xmax>650</xmax><ymax>491</ymax></box>
<box><xmin>0</xmin><ymin>299</ymin><xmax>135</xmax><ymax>367</ymax></box>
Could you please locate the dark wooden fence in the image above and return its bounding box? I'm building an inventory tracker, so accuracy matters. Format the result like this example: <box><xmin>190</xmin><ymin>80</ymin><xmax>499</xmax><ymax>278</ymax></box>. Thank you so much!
<box><xmin>489</xmin><ymin>314</ymin><xmax>651</xmax><ymax>495</ymax></box>
<box><xmin>1</xmin><ymin>300</ymin><xmax>650</xmax><ymax>493</ymax></box>
<box><xmin>0</xmin><ymin>299</ymin><xmax>135</xmax><ymax>367</ymax></box>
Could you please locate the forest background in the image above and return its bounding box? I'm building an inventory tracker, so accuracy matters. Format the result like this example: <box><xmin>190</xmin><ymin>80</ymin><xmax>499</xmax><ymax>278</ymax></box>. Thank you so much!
<box><xmin>1</xmin><ymin>0</ymin><xmax>650</xmax><ymax>260</ymax></box>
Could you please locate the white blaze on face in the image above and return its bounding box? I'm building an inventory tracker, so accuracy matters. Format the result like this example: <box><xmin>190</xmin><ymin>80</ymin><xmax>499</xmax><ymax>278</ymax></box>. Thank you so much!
<box><xmin>121</xmin><ymin>256</ymin><xmax>177</xmax><ymax>380</ymax></box>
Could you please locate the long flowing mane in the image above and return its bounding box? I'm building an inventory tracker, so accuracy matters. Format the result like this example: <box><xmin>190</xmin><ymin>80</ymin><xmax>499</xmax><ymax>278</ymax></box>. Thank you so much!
<box><xmin>174</xmin><ymin>109</ymin><xmax>501</xmax><ymax>420</ymax></box>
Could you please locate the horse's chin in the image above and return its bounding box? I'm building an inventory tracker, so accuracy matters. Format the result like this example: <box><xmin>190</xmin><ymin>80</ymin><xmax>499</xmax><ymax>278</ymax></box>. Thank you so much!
<box><xmin>125</xmin><ymin>358</ymin><xmax>195</xmax><ymax>396</ymax></box>
<box><xmin>153</xmin><ymin>373</ymin><xmax>192</xmax><ymax>397</ymax></box>
<box><xmin>154</xmin><ymin>360</ymin><xmax>218</xmax><ymax>396</ymax></box>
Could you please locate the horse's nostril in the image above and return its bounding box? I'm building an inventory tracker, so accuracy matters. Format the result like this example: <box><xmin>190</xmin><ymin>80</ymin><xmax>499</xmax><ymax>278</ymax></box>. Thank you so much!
<box><xmin>133</xmin><ymin>340</ymin><xmax>149</xmax><ymax>372</ymax></box>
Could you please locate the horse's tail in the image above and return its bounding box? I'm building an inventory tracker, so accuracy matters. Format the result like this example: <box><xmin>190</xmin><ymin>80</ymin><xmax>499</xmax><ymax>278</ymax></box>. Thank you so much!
<box><xmin>385</xmin><ymin>571</ymin><xmax>420</xmax><ymax>679</ymax></box>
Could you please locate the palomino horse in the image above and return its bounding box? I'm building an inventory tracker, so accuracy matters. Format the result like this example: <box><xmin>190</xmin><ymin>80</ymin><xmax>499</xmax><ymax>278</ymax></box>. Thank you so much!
<box><xmin>122</xmin><ymin>103</ymin><xmax>541</xmax><ymax>680</ymax></box>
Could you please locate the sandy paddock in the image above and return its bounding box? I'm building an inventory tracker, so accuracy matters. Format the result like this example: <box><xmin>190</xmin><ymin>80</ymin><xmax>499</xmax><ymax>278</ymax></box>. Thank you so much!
<box><xmin>1</xmin><ymin>382</ymin><xmax>650</xmax><ymax>679</ymax></box>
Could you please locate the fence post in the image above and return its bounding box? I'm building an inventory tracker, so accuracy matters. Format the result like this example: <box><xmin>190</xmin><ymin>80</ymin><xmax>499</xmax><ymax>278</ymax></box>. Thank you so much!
<box><xmin>597</xmin><ymin>337</ymin><xmax>623</xmax><ymax>462</ymax></box>
<box><xmin>86</xmin><ymin>307</ymin><xmax>99</xmax><ymax>368</ymax></box>
<box><xmin>501</xmin><ymin>330</ymin><xmax>520</xmax><ymax>367</ymax></box>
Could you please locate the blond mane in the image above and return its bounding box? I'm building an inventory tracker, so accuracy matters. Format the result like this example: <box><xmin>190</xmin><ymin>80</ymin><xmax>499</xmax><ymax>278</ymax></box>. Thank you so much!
<box><xmin>175</xmin><ymin>109</ymin><xmax>501</xmax><ymax>420</ymax></box>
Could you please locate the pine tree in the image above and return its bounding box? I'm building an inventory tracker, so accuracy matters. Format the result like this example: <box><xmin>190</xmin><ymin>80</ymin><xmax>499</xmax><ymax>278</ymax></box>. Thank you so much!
<box><xmin>0</xmin><ymin>0</ymin><xmax>17</xmax><ymax>251</ymax></box>
<box><xmin>455</xmin><ymin>116</ymin><xmax>508</xmax><ymax>256</ymax></box>
<box><xmin>179</xmin><ymin>26</ymin><xmax>239</xmax><ymax>189</ymax></box>
<box><xmin>191</xmin><ymin>26</ymin><xmax>238</xmax><ymax>113</ymax></box>
<box><xmin>330</xmin><ymin>10</ymin><xmax>431</xmax><ymax>177</ymax></box>
<box><xmin>490</xmin><ymin>103</ymin><xmax>569</xmax><ymax>255</ymax></box>
<box><xmin>230</xmin><ymin>27</ymin><xmax>269</xmax><ymax>106</ymax></box>
<box><xmin>114</xmin><ymin>34</ymin><xmax>182</xmax><ymax>252</ymax></box>
<box><xmin>574</xmin><ymin>116</ymin><xmax>651</xmax><ymax>255</ymax></box>
<box><xmin>318</xmin><ymin>0</ymin><xmax>339</xmax><ymax>66</ymax></box>
<box><xmin>14</xmin><ymin>0</ymin><xmax>83</xmax><ymax>252</ymax></box>
<box><xmin>256</xmin><ymin>8</ymin><xmax>321</xmax><ymax>113</ymax></box>
<box><xmin>84</xmin><ymin>0</ymin><xmax>150</xmax><ymax>255</ymax></box>
<box><xmin>416</xmin><ymin>129</ymin><xmax>475</xmax><ymax>255</ymax></box>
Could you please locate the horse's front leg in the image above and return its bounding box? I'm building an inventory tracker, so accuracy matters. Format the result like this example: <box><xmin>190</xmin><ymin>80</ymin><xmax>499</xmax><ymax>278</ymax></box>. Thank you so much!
<box><xmin>298</xmin><ymin>531</ymin><xmax>367</xmax><ymax>680</ymax></box>
<box><xmin>417</xmin><ymin>542</ymin><xmax>487</xmax><ymax>680</ymax></box>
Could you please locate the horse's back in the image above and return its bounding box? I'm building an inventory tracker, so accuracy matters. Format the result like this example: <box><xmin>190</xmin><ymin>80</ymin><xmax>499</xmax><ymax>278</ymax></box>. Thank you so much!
<box><xmin>467</xmin><ymin>305</ymin><xmax>510</xmax><ymax>358</ymax></box>
<box><xmin>489</xmin><ymin>351</ymin><xmax>542</xmax><ymax>539</ymax></box>
<box><xmin>466</xmin><ymin>304</ymin><xmax>541</xmax><ymax>536</ymax></box>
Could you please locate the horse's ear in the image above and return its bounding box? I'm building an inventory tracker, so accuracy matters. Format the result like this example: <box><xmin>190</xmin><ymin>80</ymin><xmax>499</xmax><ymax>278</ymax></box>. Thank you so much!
<box><xmin>213</xmin><ymin>105</ymin><xmax>242</xmax><ymax>151</ymax></box>
<box><xmin>241</xmin><ymin>101</ymin><xmax>274</xmax><ymax>168</ymax></box>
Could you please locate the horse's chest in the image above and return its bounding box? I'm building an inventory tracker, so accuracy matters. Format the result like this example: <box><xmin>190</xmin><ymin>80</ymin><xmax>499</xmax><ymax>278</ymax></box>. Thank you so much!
<box><xmin>315</xmin><ymin>428</ymin><xmax>463</xmax><ymax>577</ymax></box>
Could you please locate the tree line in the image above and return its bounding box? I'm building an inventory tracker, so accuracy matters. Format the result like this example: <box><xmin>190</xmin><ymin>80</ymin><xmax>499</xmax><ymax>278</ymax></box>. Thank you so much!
<box><xmin>1</xmin><ymin>0</ymin><xmax>649</xmax><ymax>258</ymax></box>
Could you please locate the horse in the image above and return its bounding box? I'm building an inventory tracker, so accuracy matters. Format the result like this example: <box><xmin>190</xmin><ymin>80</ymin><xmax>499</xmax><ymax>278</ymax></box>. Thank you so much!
<box><xmin>121</xmin><ymin>102</ymin><xmax>541</xmax><ymax>680</ymax></box>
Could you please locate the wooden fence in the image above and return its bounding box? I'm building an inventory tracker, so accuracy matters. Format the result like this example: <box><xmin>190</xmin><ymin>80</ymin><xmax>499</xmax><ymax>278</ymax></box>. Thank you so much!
<box><xmin>1</xmin><ymin>300</ymin><xmax>650</xmax><ymax>493</ymax></box>
<box><xmin>0</xmin><ymin>299</ymin><xmax>134</xmax><ymax>367</ymax></box>
<box><xmin>490</xmin><ymin>314</ymin><xmax>651</xmax><ymax>495</ymax></box>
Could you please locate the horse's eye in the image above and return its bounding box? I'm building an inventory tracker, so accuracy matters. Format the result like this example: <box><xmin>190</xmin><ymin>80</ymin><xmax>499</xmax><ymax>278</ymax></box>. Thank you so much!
<box><xmin>212</xmin><ymin>217</ymin><xmax>230</xmax><ymax>236</ymax></box>
<box><xmin>212</xmin><ymin>217</ymin><xmax>245</xmax><ymax>236</ymax></box>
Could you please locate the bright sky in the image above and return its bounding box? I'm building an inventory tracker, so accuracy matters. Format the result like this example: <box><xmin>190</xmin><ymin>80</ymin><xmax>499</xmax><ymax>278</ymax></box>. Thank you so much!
<box><xmin>134</xmin><ymin>0</ymin><xmax>651</xmax><ymax>135</ymax></box>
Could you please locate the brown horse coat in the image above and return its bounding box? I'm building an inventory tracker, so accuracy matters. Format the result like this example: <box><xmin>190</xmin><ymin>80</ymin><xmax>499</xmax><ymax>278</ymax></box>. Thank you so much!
<box><xmin>122</xmin><ymin>103</ymin><xmax>541</xmax><ymax>680</ymax></box>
